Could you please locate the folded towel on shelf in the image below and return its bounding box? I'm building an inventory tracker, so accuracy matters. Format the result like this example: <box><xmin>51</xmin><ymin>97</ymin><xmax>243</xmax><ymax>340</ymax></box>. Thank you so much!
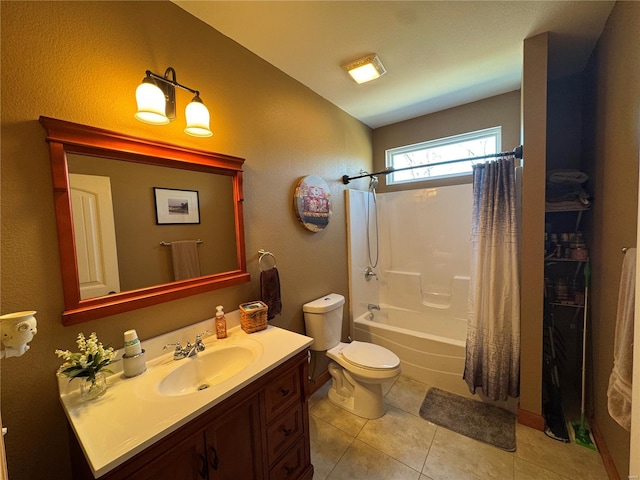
<box><xmin>170</xmin><ymin>240</ymin><xmax>201</xmax><ymax>281</ymax></box>
<box><xmin>607</xmin><ymin>247</ymin><xmax>636</xmax><ymax>431</ymax></box>
<box><xmin>546</xmin><ymin>181</ymin><xmax>586</xmax><ymax>199</ymax></box>
<box><xmin>548</xmin><ymin>169</ymin><xmax>589</xmax><ymax>184</ymax></box>
<box><xmin>545</xmin><ymin>201</ymin><xmax>589</xmax><ymax>212</ymax></box>
<box><xmin>545</xmin><ymin>172</ymin><xmax>591</xmax><ymax>206</ymax></box>
<box><xmin>260</xmin><ymin>267</ymin><xmax>282</xmax><ymax>320</ymax></box>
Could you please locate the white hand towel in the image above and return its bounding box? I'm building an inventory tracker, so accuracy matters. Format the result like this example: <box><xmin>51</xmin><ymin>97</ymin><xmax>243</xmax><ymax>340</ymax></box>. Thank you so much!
<box><xmin>170</xmin><ymin>240</ymin><xmax>201</xmax><ymax>281</ymax></box>
<box><xmin>607</xmin><ymin>247</ymin><xmax>636</xmax><ymax>431</ymax></box>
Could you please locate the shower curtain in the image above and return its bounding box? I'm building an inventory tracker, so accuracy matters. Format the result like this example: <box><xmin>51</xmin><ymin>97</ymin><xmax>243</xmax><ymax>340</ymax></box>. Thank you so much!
<box><xmin>463</xmin><ymin>157</ymin><xmax>520</xmax><ymax>401</ymax></box>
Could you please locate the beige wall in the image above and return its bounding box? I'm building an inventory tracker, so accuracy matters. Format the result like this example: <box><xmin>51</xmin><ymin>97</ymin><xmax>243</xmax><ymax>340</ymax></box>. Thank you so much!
<box><xmin>584</xmin><ymin>2</ymin><xmax>640</xmax><ymax>477</ymax></box>
<box><xmin>519</xmin><ymin>32</ymin><xmax>549</xmax><ymax>419</ymax></box>
<box><xmin>0</xmin><ymin>2</ymin><xmax>371</xmax><ymax>478</ymax></box>
<box><xmin>67</xmin><ymin>154</ymin><xmax>238</xmax><ymax>290</ymax></box>
<box><xmin>372</xmin><ymin>90</ymin><xmax>521</xmax><ymax>193</ymax></box>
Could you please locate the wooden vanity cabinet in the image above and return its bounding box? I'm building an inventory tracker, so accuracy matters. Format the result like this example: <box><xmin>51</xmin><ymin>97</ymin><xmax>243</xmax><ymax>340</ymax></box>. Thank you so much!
<box><xmin>69</xmin><ymin>350</ymin><xmax>313</xmax><ymax>480</ymax></box>
<box><xmin>204</xmin><ymin>393</ymin><xmax>264</xmax><ymax>480</ymax></box>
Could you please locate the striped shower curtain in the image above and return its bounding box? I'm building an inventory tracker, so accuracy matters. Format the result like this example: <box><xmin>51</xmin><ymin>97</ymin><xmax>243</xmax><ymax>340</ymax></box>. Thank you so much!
<box><xmin>463</xmin><ymin>157</ymin><xmax>521</xmax><ymax>401</ymax></box>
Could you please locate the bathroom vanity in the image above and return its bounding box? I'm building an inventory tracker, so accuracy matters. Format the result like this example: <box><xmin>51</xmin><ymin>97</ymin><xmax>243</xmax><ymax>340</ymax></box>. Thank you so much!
<box><xmin>60</xmin><ymin>320</ymin><xmax>314</xmax><ymax>480</ymax></box>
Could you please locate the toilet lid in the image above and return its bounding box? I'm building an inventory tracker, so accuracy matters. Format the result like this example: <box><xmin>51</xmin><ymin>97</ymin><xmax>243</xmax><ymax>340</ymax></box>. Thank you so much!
<box><xmin>341</xmin><ymin>341</ymin><xmax>400</xmax><ymax>369</ymax></box>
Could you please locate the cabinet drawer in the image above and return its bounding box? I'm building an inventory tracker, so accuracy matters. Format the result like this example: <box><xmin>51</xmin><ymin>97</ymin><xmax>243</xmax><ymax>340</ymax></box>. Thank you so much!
<box><xmin>269</xmin><ymin>439</ymin><xmax>305</xmax><ymax>480</ymax></box>
<box><xmin>267</xmin><ymin>403</ymin><xmax>303</xmax><ymax>464</ymax></box>
<box><xmin>264</xmin><ymin>367</ymin><xmax>300</xmax><ymax>420</ymax></box>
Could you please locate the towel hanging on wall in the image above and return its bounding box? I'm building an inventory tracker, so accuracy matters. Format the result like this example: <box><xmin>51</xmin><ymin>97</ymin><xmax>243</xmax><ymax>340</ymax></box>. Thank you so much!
<box><xmin>259</xmin><ymin>250</ymin><xmax>282</xmax><ymax>320</ymax></box>
<box><xmin>607</xmin><ymin>247</ymin><xmax>636</xmax><ymax>431</ymax></box>
<box><xmin>170</xmin><ymin>240</ymin><xmax>201</xmax><ymax>281</ymax></box>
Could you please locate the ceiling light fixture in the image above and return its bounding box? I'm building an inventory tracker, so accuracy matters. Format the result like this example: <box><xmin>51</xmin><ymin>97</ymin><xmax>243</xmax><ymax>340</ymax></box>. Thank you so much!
<box><xmin>135</xmin><ymin>67</ymin><xmax>213</xmax><ymax>138</ymax></box>
<box><xmin>342</xmin><ymin>54</ymin><xmax>387</xmax><ymax>84</ymax></box>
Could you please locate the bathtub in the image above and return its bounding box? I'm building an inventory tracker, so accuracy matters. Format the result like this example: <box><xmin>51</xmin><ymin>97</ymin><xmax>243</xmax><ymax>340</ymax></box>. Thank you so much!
<box><xmin>353</xmin><ymin>305</ymin><xmax>472</xmax><ymax>398</ymax></box>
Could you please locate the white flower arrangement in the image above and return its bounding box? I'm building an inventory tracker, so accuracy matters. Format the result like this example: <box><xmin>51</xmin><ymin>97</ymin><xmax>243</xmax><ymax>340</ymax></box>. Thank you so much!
<box><xmin>55</xmin><ymin>332</ymin><xmax>118</xmax><ymax>382</ymax></box>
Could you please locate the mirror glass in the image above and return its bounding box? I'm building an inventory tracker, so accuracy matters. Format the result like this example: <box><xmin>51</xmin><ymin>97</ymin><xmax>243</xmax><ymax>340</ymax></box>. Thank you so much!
<box><xmin>40</xmin><ymin>116</ymin><xmax>249</xmax><ymax>325</ymax></box>
<box><xmin>67</xmin><ymin>153</ymin><xmax>238</xmax><ymax>297</ymax></box>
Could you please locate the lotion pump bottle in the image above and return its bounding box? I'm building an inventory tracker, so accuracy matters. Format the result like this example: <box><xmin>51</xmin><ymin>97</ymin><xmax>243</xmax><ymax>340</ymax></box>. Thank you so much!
<box><xmin>215</xmin><ymin>305</ymin><xmax>227</xmax><ymax>339</ymax></box>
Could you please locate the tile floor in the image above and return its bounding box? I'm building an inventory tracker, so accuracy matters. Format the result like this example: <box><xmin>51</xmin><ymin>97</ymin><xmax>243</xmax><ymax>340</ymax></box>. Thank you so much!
<box><xmin>309</xmin><ymin>375</ymin><xmax>609</xmax><ymax>480</ymax></box>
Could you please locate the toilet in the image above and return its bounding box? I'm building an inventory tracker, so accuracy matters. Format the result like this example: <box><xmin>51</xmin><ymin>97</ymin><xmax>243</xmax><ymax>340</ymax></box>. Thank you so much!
<box><xmin>303</xmin><ymin>293</ymin><xmax>401</xmax><ymax>419</ymax></box>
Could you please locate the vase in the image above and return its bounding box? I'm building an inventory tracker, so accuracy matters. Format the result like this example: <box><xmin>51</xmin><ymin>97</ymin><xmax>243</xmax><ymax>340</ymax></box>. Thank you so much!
<box><xmin>0</xmin><ymin>310</ymin><xmax>37</xmax><ymax>358</ymax></box>
<box><xmin>79</xmin><ymin>372</ymin><xmax>107</xmax><ymax>401</ymax></box>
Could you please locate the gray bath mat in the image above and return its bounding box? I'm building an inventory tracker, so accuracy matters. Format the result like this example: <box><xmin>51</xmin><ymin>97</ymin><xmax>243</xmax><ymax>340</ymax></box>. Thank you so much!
<box><xmin>419</xmin><ymin>387</ymin><xmax>516</xmax><ymax>452</ymax></box>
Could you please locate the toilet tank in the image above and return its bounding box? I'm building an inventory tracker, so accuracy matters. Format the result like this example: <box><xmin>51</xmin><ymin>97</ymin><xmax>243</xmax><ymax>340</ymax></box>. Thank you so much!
<box><xmin>303</xmin><ymin>293</ymin><xmax>345</xmax><ymax>351</ymax></box>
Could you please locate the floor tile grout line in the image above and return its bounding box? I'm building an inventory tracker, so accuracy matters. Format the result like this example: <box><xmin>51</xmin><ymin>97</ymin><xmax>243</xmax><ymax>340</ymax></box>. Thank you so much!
<box><xmin>348</xmin><ymin>436</ymin><xmax>424</xmax><ymax>478</ymax></box>
<box><xmin>312</xmin><ymin>376</ymin><xmax>607</xmax><ymax>480</ymax></box>
<box><xmin>353</xmin><ymin>430</ymin><xmax>429</xmax><ymax>475</ymax></box>
<box><xmin>308</xmin><ymin>413</ymin><xmax>355</xmax><ymax>480</ymax></box>
<box><xmin>420</xmin><ymin>424</ymin><xmax>438</xmax><ymax>474</ymax></box>
<box><xmin>513</xmin><ymin>453</ymin><xmax>581</xmax><ymax>480</ymax></box>
<box><xmin>309</xmin><ymin>403</ymin><xmax>369</xmax><ymax>438</ymax></box>
<box><xmin>324</xmin><ymin>433</ymin><xmax>358</xmax><ymax>480</ymax></box>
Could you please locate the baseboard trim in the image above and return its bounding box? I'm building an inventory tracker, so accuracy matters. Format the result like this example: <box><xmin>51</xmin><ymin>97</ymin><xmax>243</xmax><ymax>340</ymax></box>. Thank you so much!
<box><xmin>517</xmin><ymin>408</ymin><xmax>545</xmax><ymax>431</ymax></box>
<box><xmin>590</xmin><ymin>417</ymin><xmax>622</xmax><ymax>480</ymax></box>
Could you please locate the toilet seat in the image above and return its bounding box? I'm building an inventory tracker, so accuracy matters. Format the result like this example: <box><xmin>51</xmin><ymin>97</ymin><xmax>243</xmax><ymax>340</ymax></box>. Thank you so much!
<box><xmin>340</xmin><ymin>341</ymin><xmax>400</xmax><ymax>370</ymax></box>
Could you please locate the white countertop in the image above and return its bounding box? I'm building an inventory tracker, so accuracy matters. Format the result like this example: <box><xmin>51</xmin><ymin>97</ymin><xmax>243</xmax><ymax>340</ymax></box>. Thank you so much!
<box><xmin>58</xmin><ymin>312</ymin><xmax>313</xmax><ymax>478</ymax></box>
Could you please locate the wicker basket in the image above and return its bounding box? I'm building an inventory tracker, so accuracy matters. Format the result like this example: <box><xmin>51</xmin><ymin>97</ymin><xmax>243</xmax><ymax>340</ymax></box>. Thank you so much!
<box><xmin>239</xmin><ymin>301</ymin><xmax>268</xmax><ymax>333</ymax></box>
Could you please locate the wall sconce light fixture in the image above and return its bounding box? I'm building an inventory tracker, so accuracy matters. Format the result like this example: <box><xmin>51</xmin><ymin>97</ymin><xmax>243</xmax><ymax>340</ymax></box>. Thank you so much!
<box><xmin>342</xmin><ymin>54</ymin><xmax>387</xmax><ymax>84</ymax></box>
<box><xmin>135</xmin><ymin>67</ymin><xmax>213</xmax><ymax>138</ymax></box>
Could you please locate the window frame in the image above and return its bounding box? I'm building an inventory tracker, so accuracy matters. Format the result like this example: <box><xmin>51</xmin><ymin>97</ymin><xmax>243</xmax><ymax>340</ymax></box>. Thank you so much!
<box><xmin>385</xmin><ymin>126</ymin><xmax>502</xmax><ymax>186</ymax></box>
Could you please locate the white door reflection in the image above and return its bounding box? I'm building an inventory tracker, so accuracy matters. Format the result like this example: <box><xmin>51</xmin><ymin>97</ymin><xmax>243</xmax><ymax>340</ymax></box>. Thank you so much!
<box><xmin>70</xmin><ymin>173</ymin><xmax>121</xmax><ymax>299</ymax></box>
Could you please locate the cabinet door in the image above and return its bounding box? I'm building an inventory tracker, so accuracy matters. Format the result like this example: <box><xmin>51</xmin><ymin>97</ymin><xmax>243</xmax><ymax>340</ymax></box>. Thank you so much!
<box><xmin>205</xmin><ymin>394</ymin><xmax>264</xmax><ymax>480</ymax></box>
<box><xmin>127</xmin><ymin>433</ymin><xmax>208</xmax><ymax>480</ymax></box>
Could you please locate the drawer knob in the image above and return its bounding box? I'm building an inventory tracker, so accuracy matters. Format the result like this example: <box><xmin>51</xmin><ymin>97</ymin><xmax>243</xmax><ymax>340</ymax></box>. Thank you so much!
<box><xmin>283</xmin><ymin>427</ymin><xmax>292</xmax><ymax>436</ymax></box>
<box><xmin>280</xmin><ymin>388</ymin><xmax>290</xmax><ymax>396</ymax></box>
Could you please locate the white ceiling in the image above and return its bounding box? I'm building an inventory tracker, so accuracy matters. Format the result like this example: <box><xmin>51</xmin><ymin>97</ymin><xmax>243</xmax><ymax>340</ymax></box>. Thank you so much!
<box><xmin>173</xmin><ymin>1</ymin><xmax>615</xmax><ymax>128</ymax></box>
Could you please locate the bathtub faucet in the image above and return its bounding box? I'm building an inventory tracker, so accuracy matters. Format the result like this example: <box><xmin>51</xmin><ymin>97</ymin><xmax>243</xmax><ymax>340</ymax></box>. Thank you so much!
<box><xmin>364</xmin><ymin>266</ymin><xmax>378</xmax><ymax>281</ymax></box>
<box><xmin>367</xmin><ymin>304</ymin><xmax>380</xmax><ymax>312</ymax></box>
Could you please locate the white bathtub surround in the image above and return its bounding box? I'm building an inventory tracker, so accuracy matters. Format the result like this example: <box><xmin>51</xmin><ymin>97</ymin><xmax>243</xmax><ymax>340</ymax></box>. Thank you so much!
<box><xmin>464</xmin><ymin>157</ymin><xmax>521</xmax><ymax>401</ymax></box>
<box><xmin>354</xmin><ymin>308</ymin><xmax>469</xmax><ymax>398</ymax></box>
<box><xmin>345</xmin><ymin>190</ymin><xmax>380</xmax><ymax>339</ymax></box>
<box><xmin>58</xmin><ymin>312</ymin><xmax>312</xmax><ymax>477</ymax></box>
<box><xmin>346</xmin><ymin>185</ymin><xmax>473</xmax><ymax>398</ymax></box>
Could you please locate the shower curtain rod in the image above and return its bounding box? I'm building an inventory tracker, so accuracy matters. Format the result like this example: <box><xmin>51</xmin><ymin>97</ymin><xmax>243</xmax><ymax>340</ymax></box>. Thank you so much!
<box><xmin>342</xmin><ymin>145</ymin><xmax>523</xmax><ymax>185</ymax></box>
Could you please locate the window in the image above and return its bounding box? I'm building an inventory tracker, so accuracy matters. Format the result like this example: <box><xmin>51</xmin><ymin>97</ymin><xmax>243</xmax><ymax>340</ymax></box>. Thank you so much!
<box><xmin>385</xmin><ymin>126</ymin><xmax>501</xmax><ymax>185</ymax></box>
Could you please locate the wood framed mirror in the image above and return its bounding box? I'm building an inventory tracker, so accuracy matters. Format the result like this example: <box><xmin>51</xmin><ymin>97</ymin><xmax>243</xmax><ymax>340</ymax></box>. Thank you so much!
<box><xmin>40</xmin><ymin>117</ymin><xmax>249</xmax><ymax>325</ymax></box>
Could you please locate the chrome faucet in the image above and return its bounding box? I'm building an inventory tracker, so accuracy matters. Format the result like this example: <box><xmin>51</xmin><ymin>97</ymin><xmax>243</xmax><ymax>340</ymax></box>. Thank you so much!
<box><xmin>163</xmin><ymin>330</ymin><xmax>212</xmax><ymax>360</ymax></box>
<box><xmin>367</xmin><ymin>304</ymin><xmax>380</xmax><ymax>320</ymax></box>
<box><xmin>364</xmin><ymin>266</ymin><xmax>378</xmax><ymax>282</ymax></box>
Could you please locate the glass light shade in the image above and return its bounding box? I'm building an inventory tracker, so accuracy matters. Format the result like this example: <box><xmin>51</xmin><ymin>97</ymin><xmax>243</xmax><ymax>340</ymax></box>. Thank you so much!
<box><xmin>135</xmin><ymin>82</ymin><xmax>169</xmax><ymax>125</ymax></box>
<box><xmin>184</xmin><ymin>100</ymin><xmax>213</xmax><ymax>137</ymax></box>
<box><xmin>348</xmin><ymin>64</ymin><xmax>382</xmax><ymax>84</ymax></box>
<box><xmin>343</xmin><ymin>54</ymin><xmax>386</xmax><ymax>84</ymax></box>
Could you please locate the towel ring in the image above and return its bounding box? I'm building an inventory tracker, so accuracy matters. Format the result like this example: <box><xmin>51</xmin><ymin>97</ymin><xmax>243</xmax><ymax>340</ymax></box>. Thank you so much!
<box><xmin>258</xmin><ymin>249</ymin><xmax>277</xmax><ymax>271</ymax></box>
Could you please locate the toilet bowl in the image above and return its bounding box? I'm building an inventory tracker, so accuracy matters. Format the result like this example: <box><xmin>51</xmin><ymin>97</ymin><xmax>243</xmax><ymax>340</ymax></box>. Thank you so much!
<box><xmin>326</xmin><ymin>341</ymin><xmax>401</xmax><ymax>419</ymax></box>
<box><xmin>303</xmin><ymin>293</ymin><xmax>401</xmax><ymax>419</ymax></box>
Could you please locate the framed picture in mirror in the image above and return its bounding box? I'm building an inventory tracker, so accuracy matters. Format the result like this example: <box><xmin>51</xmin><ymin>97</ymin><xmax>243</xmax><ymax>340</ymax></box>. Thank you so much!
<box><xmin>154</xmin><ymin>187</ymin><xmax>200</xmax><ymax>224</ymax></box>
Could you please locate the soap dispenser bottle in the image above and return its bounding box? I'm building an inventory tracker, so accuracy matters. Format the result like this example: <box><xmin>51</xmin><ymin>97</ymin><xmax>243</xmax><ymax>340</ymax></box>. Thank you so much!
<box><xmin>215</xmin><ymin>305</ymin><xmax>227</xmax><ymax>339</ymax></box>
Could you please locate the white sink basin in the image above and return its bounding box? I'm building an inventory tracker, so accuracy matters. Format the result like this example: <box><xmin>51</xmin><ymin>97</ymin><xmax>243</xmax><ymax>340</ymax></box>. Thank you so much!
<box><xmin>157</xmin><ymin>344</ymin><xmax>259</xmax><ymax>396</ymax></box>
